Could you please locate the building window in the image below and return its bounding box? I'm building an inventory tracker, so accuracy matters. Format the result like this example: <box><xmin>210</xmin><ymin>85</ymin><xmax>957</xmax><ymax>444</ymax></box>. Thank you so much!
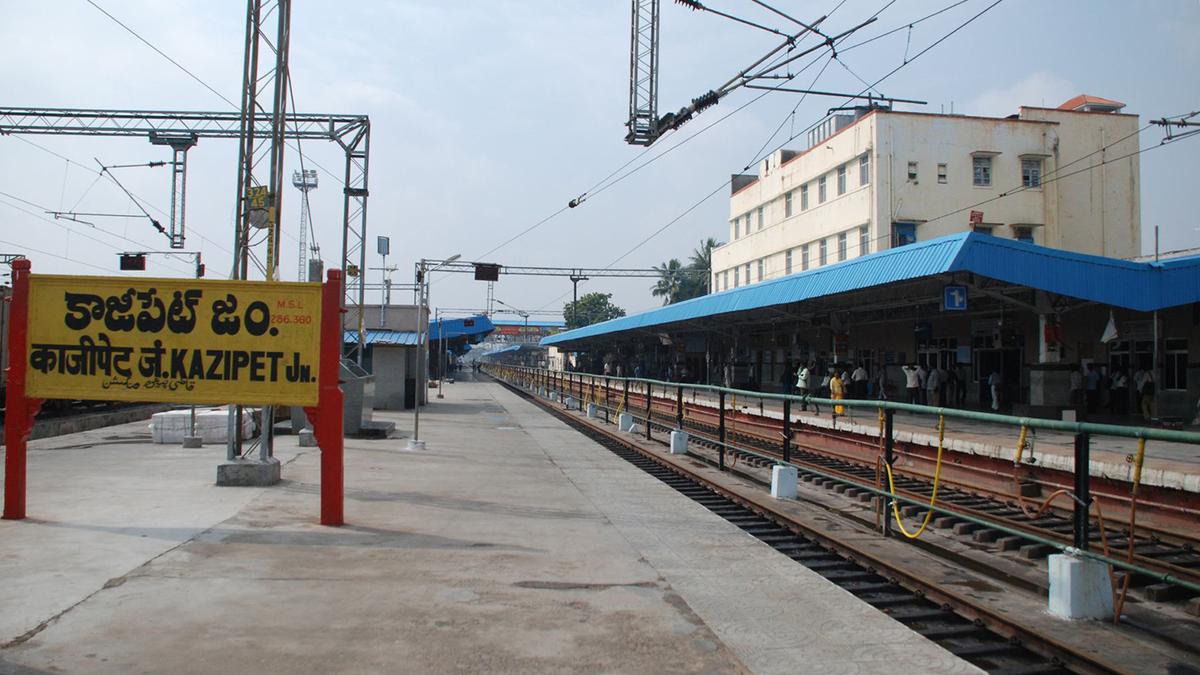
<box><xmin>1165</xmin><ymin>338</ymin><xmax>1188</xmax><ymax>390</ymax></box>
<box><xmin>937</xmin><ymin>163</ymin><xmax>947</xmax><ymax>184</ymax></box>
<box><xmin>1021</xmin><ymin>158</ymin><xmax>1042</xmax><ymax>188</ymax></box>
<box><xmin>756</xmin><ymin>258</ymin><xmax>764</xmax><ymax>281</ymax></box>
<box><xmin>974</xmin><ymin>225</ymin><xmax>994</xmax><ymax>236</ymax></box>
<box><xmin>837</xmin><ymin>232</ymin><xmax>847</xmax><ymax>261</ymax></box>
<box><xmin>859</xmin><ymin>225</ymin><xmax>869</xmax><ymax>256</ymax></box>
<box><xmin>734</xmin><ymin>267</ymin><xmax>740</xmax><ymax>288</ymax></box>
<box><xmin>733</xmin><ymin>218</ymin><xmax>739</xmax><ymax>239</ymax></box>
<box><xmin>784</xmin><ymin>191</ymin><xmax>793</xmax><ymax>218</ymax></box>
<box><xmin>756</xmin><ymin>206</ymin><xmax>764</xmax><ymax>230</ymax></box>
<box><xmin>800</xmin><ymin>184</ymin><xmax>809</xmax><ymax>211</ymax></box>
<box><xmin>859</xmin><ymin>154</ymin><xmax>870</xmax><ymax>185</ymax></box>
<box><xmin>837</xmin><ymin>165</ymin><xmax>847</xmax><ymax>195</ymax></box>
<box><xmin>1013</xmin><ymin>226</ymin><xmax>1035</xmax><ymax>243</ymax></box>
<box><xmin>893</xmin><ymin>222</ymin><xmax>916</xmax><ymax>247</ymax></box>
<box><xmin>818</xmin><ymin>176</ymin><xmax>827</xmax><ymax>203</ymax></box>
<box><xmin>907</xmin><ymin>161</ymin><xmax>918</xmax><ymax>181</ymax></box>
<box><xmin>973</xmin><ymin>156</ymin><xmax>992</xmax><ymax>186</ymax></box>
<box><xmin>818</xmin><ymin>239</ymin><xmax>828</xmax><ymax>266</ymax></box>
<box><xmin>724</xmin><ymin>270</ymin><xmax>730</xmax><ymax>290</ymax></box>
<box><xmin>785</xmin><ymin>249</ymin><xmax>793</xmax><ymax>275</ymax></box>
<box><xmin>801</xmin><ymin>244</ymin><xmax>810</xmax><ymax>271</ymax></box>
<box><xmin>744</xmin><ymin>263</ymin><xmax>751</xmax><ymax>285</ymax></box>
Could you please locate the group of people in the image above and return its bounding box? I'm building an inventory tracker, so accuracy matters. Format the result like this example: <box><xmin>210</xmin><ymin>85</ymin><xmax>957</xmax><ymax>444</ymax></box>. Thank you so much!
<box><xmin>900</xmin><ymin>362</ymin><xmax>970</xmax><ymax>408</ymax></box>
<box><xmin>1072</xmin><ymin>363</ymin><xmax>1155</xmax><ymax>420</ymax></box>
<box><xmin>783</xmin><ymin>362</ymin><xmax>890</xmax><ymax>417</ymax></box>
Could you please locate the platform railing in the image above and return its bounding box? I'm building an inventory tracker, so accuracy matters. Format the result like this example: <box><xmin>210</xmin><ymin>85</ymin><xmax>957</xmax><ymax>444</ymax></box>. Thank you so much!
<box><xmin>484</xmin><ymin>364</ymin><xmax>1200</xmax><ymax>598</ymax></box>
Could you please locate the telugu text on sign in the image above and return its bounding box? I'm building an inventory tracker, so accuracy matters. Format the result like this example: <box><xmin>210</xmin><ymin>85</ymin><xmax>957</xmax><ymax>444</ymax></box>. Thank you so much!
<box><xmin>25</xmin><ymin>275</ymin><xmax>322</xmax><ymax>406</ymax></box>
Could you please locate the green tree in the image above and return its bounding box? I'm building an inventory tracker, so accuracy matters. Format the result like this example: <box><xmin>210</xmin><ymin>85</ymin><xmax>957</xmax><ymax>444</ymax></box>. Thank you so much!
<box><xmin>651</xmin><ymin>258</ymin><xmax>684</xmax><ymax>305</ymax></box>
<box><xmin>679</xmin><ymin>237</ymin><xmax>720</xmax><ymax>300</ymax></box>
<box><xmin>564</xmin><ymin>292</ymin><xmax>626</xmax><ymax>329</ymax></box>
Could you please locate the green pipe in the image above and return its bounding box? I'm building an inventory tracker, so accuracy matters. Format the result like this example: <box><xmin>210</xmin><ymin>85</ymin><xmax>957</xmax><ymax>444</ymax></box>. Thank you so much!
<box><xmin>493</xmin><ymin>366</ymin><xmax>1200</xmax><ymax>594</ymax></box>
<box><xmin>506</xmin><ymin>366</ymin><xmax>1200</xmax><ymax>444</ymax></box>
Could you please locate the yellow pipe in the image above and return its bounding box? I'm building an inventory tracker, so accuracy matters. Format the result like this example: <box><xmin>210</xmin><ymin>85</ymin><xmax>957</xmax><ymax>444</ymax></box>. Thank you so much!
<box><xmin>885</xmin><ymin>414</ymin><xmax>946</xmax><ymax>539</ymax></box>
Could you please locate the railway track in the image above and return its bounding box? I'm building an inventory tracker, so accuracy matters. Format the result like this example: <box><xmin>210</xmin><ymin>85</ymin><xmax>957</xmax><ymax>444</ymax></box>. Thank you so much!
<box><xmin>492</xmin><ymin>373</ymin><xmax>1124</xmax><ymax>673</ymax></box>
<box><xmin>549</xmin><ymin>377</ymin><xmax>1200</xmax><ymax>601</ymax></box>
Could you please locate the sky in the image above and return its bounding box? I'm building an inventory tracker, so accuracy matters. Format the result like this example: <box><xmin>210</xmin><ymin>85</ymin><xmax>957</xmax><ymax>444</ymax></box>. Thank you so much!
<box><xmin>1</xmin><ymin>0</ymin><xmax>1198</xmax><ymax>321</ymax></box>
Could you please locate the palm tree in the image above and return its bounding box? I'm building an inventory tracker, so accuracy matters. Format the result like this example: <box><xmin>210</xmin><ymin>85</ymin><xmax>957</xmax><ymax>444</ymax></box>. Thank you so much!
<box><xmin>651</xmin><ymin>258</ymin><xmax>683</xmax><ymax>305</ymax></box>
<box><xmin>681</xmin><ymin>238</ymin><xmax>721</xmax><ymax>297</ymax></box>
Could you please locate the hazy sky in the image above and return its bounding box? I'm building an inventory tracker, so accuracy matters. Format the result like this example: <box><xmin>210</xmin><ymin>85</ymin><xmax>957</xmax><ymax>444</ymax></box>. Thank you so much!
<box><xmin>2</xmin><ymin>1</ymin><xmax>1197</xmax><ymax>320</ymax></box>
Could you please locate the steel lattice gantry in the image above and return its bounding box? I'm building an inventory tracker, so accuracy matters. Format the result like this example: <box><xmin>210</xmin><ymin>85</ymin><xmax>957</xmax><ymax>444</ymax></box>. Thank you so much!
<box><xmin>625</xmin><ymin>0</ymin><xmax>660</xmax><ymax>146</ymax></box>
<box><xmin>0</xmin><ymin>106</ymin><xmax>372</xmax><ymax>359</ymax></box>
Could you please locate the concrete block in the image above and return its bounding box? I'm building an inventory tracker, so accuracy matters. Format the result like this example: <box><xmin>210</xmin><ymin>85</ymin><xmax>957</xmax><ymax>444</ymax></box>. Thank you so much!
<box><xmin>406</xmin><ymin>439</ymin><xmax>426</xmax><ymax>451</ymax></box>
<box><xmin>1061</xmin><ymin>409</ymin><xmax>1077</xmax><ymax>422</ymax></box>
<box><xmin>298</xmin><ymin>429</ymin><xmax>317</xmax><ymax>447</ymax></box>
<box><xmin>771</xmin><ymin>465</ymin><xmax>798</xmax><ymax>500</ymax></box>
<box><xmin>1048</xmin><ymin>553</ymin><xmax>1114</xmax><ymax>620</ymax></box>
<box><xmin>627</xmin><ymin>423</ymin><xmax>642</xmax><ymax>435</ymax></box>
<box><xmin>1019</xmin><ymin>543</ymin><xmax>1054</xmax><ymax>560</ymax></box>
<box><xmin>151</xmin><ymin>408</ymin><xmax>254</xmax><ymax>444</ymax></box>
<box><xmin>1143</xmin><ymin>583</ymin><xmax>1187</xmax><ymax>602</ymax></box>
<box><xmin>952</xmin><ymin>522</ymin><xmax>982</xmax><ymax>535</ymax></box>
<box><xmin>586</xmin><ymin>403</ymin><xmax>599</xmax><ymax>419</ymax></box>
<box><xmin>564</xmin><ymin>397</ymin><xmax>578</xmax><ymax>410</ymax></box>
<box><xmin>669</xmin><ymin>431</ymin><xmax>688</xmax><ymax>455</ymax></box>
<box><xmin>972</xmin><ymin>529</ymin><xmax>1003</xmax><ymax>543</ymax></box>
<box><xmin>549</xmin><ymin>392</ymin><xmax>559</xmax><ymax>402</ymax></box>
<box><xmin>997</xmin><ymin>536</ymin><xmax>1024</xmax><ymax>551</ymax></box>
<box><xmin>1185</xmin><ymin>597</ymin><xmax>1200</xmax><ymax>617</ymax></box>
<box><xmin>181</xmin><ymin>435</ymin><xmax>203</xmax><ymax>448</ymax></box>
<box><xmin>216</xmin><ymin>457</ymin><xmax>281</xmax><ymax>487</ymax></box>
<box><xmin>618</xmin><ymin>412</ymin><xmax>634</xmax><ymax>432</ymax></box>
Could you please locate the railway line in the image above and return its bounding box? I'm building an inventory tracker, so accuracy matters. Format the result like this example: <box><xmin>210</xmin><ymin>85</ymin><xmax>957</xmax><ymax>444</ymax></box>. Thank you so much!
<box><xmin>538</xmin><ymin>370</ymin><xmax>1200</xmax><ymax>601</ymax></box>
<box><xmin>487</xmin><ymin>365</ymin><xmax>1200</xmax><ymax>673</ymax></box>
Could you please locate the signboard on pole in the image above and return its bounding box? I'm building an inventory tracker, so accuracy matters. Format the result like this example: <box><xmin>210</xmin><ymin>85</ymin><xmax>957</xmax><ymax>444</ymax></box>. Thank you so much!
<box><xmin>943</xmin><ymin>285</ymin><xmax>968</xmax><ymax>312</ymax></box>
<box><xmin>968</xmin><ymin>210</ymin><xmax>984</xmax><ymax>226</ymax></box>
<box><xmin>24</xmin><ymin>275</ymin><xmax>322</xmax><ymax>406</ymax></box>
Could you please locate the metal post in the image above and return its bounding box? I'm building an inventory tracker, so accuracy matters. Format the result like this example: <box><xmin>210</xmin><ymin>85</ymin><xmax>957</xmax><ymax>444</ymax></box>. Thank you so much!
<box><xmin>437</xmin><ymin>308</ymin><xmax>446</xmax><ymax>399</ymax></box>
<box><xmin>1073</xmin><ymin>432</ymin><xmax>1091</xmax><ymax>550</ymax></box>
<box><xmin>623</xmin><ymin>377</ymin><xmax>629</xmax><ymax>414</ymax></box>
<box><xmin>884</xmin><ymin>409</ymin><xmax>895</xmax><ymax>536</ymax></box>
<box><xmin>645</xmin><ymin>382</ymin><xmax>652</xmax><ymax>440</ymax></box>
<box><xmin>676</xmin><ymin>385</ymin><xmax>683</xmax><ymax>430</ymax></box>
<box><xmin>718</xmin><ymin>389</ymin><xmax>727</xmax><ymax>471</ymax></box>
<box><xmin>782</xmin><ymin>398</ymin><xmax>792</xmax><ymax>463</ymax></box>
<box><xmin>408</xmin><ymin>261</ymin><xmax>427</xmax><ymax>450</ymax></box>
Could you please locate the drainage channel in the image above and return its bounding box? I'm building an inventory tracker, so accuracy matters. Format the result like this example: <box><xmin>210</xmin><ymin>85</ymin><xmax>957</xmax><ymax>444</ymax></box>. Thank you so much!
<box><xmin>526</xmin><ymin>396</ymin><xmax>1074</xmax><ymax>674</ymax></box>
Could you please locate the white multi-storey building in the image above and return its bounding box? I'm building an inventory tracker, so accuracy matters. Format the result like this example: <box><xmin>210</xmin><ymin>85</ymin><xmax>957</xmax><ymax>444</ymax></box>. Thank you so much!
<box><xmin>711</xmin><ymin>95</ymin><xmax>1141</xmax><ymax>292</ymax></box>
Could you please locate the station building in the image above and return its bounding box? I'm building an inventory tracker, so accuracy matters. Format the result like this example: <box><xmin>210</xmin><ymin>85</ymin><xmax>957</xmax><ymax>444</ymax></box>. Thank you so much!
<box><xmin>712</xmin><ymin>95</ymin><xmax>1140</xmax><ymax>292</ymax></box>
<box><xmin>544</xmin><ymin>233</ymin><xmax>1200</xmax><ymax>422</ymax></box>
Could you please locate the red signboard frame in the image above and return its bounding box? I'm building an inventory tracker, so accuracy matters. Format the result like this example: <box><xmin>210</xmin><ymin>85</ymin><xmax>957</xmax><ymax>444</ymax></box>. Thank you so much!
<box><xmin>2</xmin><ymin>260</ymin><xmax>346</xmax><ymax>526</ymax></box>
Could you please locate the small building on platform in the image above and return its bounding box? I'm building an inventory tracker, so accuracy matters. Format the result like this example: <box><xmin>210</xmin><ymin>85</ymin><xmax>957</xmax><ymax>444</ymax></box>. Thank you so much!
<box><xmin>543</xmin><ymin>233</ymin><xmax>1200</xmax><ymax>422</ymax></box>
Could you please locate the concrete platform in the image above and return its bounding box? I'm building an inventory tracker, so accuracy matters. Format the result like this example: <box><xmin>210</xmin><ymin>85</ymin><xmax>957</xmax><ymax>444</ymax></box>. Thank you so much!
<box><xmin>1</xmin><ymin>378</ymin><xmax>977</xmax><ymax>674</ymax></box>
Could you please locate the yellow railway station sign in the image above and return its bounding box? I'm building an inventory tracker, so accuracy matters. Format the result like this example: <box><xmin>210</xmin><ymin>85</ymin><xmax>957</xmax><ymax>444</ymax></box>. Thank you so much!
<box><xmin>25</xmin><ymin>275</ymin><xmax>322</xmax><ymax>406</ymax></box>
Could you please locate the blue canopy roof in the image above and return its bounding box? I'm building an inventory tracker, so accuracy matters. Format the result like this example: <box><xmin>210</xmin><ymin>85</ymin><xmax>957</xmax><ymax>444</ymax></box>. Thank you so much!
<box><xmin>429</xmin><ymin>315</ymin><xmax>495</xmax><ymax>341</ymax></box>
<box><xmin>543</xmin><ymin>232</ymin><xmax>1200</xmax><ymax>346</ymax></box>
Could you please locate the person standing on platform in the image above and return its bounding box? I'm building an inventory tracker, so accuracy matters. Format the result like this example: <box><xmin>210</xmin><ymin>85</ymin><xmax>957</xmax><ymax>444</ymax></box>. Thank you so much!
<box><xmin>1085</xmin><ymin>363</ymin><xmax>1100</xmax><ymax>413</ymax></box>
<box><xmin>1139</xmin><ymin>371</ymin><xmax>1155</xmax><ymax>421</ymax></box>
<box><xmin>875</xmin><ymin>363</ymin><xmax>889</xmax><ymax>401</ymax></box>
<box><xmin>1109</xmin><ymin>368</ymin><xmax>1129</xmax><ymax>415</ymax></box>
<box><xmin>851</xmin><ymin>363</ymin><xmax>868</xmax><ymax>399</ymax></box>
<box><xmin>944</xmin><ymin>366</ymin><xmax>959</xmax><ymax>408</ymax></box>
<box><xmin>796</xmin><ymin>362</ymin><xmax>812</xmax><ymax>411</ymax></box>
<box><xmin>926</xmin><ymin>365</ymin><xmax>942</xmax><ymax>406</ymax></box>
<box><xmin>1070</xmin><ymin>367</ymin><xmax>1084</xmax><ymax>407</ymax></box>
<box><xmin>902</xmin><ymin>364</ymin><xmax>921</xmax><ymax>404</ymax></box>
<box><xmin>781</xmin><ymin>361</ymin><xmax>795</xmax><ymax>397</ymax></box>
<box><xmin>830</xmin><ymin>367</ymin><xmax>846</xmax><ymax>418</ymax></box>
<box><xmin>988</xmin><ymin>369</ymin><xmax>1003</xmax><ymax>411</ymax></box>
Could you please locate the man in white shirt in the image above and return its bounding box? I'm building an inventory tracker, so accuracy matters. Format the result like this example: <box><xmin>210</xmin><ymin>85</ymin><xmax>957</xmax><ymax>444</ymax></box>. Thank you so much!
<box><xmin>850</xmin><ymin>363</ymin><xmax>868</xmax><ymax>399</ymax></box>
<box><xmin>901</xmin><ymin>364</ymin><xmax>921</xmax><ymax>404</ymax></box>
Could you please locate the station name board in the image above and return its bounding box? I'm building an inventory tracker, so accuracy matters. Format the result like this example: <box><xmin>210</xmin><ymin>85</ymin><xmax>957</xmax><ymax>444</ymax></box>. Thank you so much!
<box><xmin>25</xmin><ymin>275</ymin><xmax>322</xmax><ymax>406</ymax></box>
